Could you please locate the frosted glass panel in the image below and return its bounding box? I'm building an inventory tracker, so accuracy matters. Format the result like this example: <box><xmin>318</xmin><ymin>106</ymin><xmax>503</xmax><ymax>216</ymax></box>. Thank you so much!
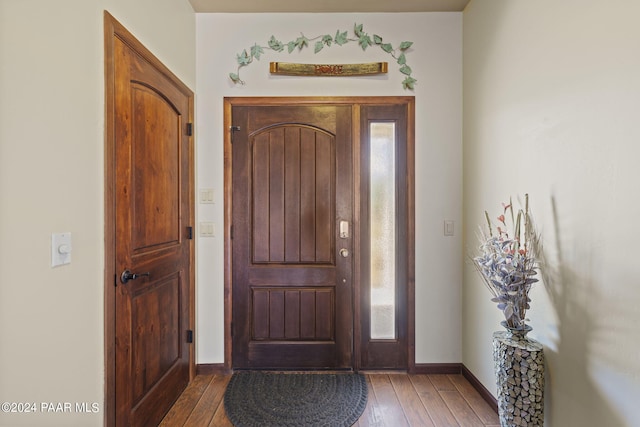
<box><xmin>370</xmin><ymin>122</ymin><xmax>396</xmax><ymax>340</ymax></box>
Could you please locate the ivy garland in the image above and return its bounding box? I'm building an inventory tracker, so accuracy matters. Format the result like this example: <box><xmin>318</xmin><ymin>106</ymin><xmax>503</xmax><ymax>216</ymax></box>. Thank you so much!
<box><xmin>229</xmin><ymin>23</ymin><xmax>417</xmax><ymax>90</ymax></box>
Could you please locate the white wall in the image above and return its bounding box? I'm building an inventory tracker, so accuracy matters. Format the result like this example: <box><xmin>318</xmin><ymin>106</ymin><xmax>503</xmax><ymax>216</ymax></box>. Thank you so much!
<box><xmin>12</xmin><ymin>1</ymin><xmax>638</xmax><ymax>424</ymax></box>
<box><xmin>195</xmin><ymin>13</ymin><xmax>463</xmax><ymax>364</ymax></box>
<box><xmin>0</xmin><ymin>1</ymin><xmax>195</xmax><ymax>426</ymax></box>
<box><xmin>463</xmin><ymin>1</ymin><xmax>640</xmax><ymax>426</ymax></box>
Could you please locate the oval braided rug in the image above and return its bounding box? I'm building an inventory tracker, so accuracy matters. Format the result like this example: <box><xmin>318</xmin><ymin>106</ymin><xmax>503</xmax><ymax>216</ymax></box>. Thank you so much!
<box><xmin>224</xmin><ymin>371</ymin><xmax>368</xmax><ymax>427</ymax></box>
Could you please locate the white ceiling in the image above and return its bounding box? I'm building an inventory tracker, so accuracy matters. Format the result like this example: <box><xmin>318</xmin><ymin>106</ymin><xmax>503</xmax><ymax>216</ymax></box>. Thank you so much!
<box><xmin>189</xmin><ymin>0</ymin><xmax>470</xmax><ymax>13</ymax></box>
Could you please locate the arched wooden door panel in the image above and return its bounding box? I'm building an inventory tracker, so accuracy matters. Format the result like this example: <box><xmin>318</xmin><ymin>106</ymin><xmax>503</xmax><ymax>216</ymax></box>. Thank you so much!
<box><xmin>231</xmin><ymin>105</ymin><xmax>353</xmax><ymax>369</ymax></box>
<box><xmin>105</xmin><ymin>13</ymin><xmax>194</xmax><ymax>426</ymax></box>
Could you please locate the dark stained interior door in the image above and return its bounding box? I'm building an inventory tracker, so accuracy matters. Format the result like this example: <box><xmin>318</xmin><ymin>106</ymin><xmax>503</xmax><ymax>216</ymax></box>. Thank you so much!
<box><xmin>110</xmin><ymin>21</ymin><xmax>194</xmax><ymax>426</ymax></box>
<box><xmin>231</xmin><ymin>105</ymin><xmax>353</xmax><ymax>369</ymax></box>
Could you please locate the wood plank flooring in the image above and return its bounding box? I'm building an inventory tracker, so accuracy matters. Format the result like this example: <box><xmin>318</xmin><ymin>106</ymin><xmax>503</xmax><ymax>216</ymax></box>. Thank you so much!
<box><xmin>160</xmin><ymin>373</ymin><xmax>500</xmax><ymax>427</ymax></box>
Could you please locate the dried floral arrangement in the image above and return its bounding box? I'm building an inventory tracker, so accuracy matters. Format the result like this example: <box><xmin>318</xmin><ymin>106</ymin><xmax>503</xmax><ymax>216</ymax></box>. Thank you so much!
<box><xmin>473</xmin><ymin>194</ymin><xmax>541</xmax><ymax>331</ymax></box>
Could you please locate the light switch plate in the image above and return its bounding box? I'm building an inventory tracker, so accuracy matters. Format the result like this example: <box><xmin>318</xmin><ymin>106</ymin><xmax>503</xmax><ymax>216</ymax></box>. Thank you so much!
<box><xmin>199</xmin><ymin>222</ymin><xmax>215</xmax><ymax>237</ymax></box>
<box><xmin>199</xmin><ymin>188</ymin><xmax>214</xmax><ymax>204</ymax></box>
<box><xmin>52</xmin><ymin>232</ymin><xmax>72</xmax><ymax>267</ymax></box>
<box><xmin>444</xmin><ymin>220</ymin><xmax>454</xmax><ymax>236</ymax></box>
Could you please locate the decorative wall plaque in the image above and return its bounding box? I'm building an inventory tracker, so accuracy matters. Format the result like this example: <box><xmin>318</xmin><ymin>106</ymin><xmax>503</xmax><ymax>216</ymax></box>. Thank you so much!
<box><xmin>270</xmin><ymin>62</ymin><xmax>388</xmax><ymax>77</ymax></box>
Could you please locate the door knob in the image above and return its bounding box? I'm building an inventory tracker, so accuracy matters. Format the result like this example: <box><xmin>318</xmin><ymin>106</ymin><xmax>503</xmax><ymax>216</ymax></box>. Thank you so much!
<box><xmin>120</xmin><ymin>269</ymin><xmax>150</xmax><ymax>284</ymax></box>
<box><xmin>339</xmin><ymin>248</ymin><xmax>349</xmax><ymax>258</ymax></box>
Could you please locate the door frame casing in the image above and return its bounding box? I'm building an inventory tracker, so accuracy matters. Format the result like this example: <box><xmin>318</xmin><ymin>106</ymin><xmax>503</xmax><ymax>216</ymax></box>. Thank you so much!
<box><xmin>223</xmin><ymin>96</ymin><xmax>415</xmax><ymax>371</ymax></box>
<box><xmin>104</xmin><ymin>11</ymin><xmax>196</xmax><ymax>426</ymax></box>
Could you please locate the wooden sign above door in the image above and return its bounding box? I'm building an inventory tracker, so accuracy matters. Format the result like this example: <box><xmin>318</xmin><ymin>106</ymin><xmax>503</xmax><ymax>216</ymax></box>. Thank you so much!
<box><xmin>270</xmin><ymin>62</ymin><xmax>388</xmax><ymax>77</ymax></box>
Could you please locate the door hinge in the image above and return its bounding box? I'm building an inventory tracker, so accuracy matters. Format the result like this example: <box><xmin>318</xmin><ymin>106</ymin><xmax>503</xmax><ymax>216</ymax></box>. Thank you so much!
<box><xmin>230</xmin><ymin>125</ymin><xmax>240</xmax><ymax>143</ymax></box>
<box><xmin>187</xmin><ymin>226</ymin><xmax>193</xmax><ymax>240</ymax></box>
<box><xmin>230</xmin><ymin>225</ymin><xmax>233</xmax><ymax>240</ymax></box>
<box><xmin>186</xmin><ymin>122</ymin><xmax>193</xmax><ymax>136</ymax></box>
<box><xmin>186</xmin><ymin>330</ymin><xmax>194</xmax><ymax>343</ymax></box>
<box><xmin>230</xmin><ymin>322</ymin><xmax>234</xmax><ymax>338</ymax></box>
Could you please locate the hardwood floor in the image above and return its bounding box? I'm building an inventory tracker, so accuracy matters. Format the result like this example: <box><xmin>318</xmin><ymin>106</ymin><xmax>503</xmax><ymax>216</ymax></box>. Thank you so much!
<box><xmin>160</xmin><ymin>373</ymin><xmax>499</xmax><ymax>426</ymax></box>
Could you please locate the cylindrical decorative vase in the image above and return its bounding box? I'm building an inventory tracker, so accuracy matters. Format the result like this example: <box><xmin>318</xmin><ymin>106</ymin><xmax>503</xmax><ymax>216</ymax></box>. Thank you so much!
<box><xmin>492</xmin><ymin>327</ymin><xmax>544</xmax><ymax>427</ymax></box>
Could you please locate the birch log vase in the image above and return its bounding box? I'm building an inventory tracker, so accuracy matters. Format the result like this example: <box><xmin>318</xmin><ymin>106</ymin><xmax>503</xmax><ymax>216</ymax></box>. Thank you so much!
<box><xmin>492</xmin><ymin>327</ymin><xmax>545</xmax><ymax>427</ymax></box>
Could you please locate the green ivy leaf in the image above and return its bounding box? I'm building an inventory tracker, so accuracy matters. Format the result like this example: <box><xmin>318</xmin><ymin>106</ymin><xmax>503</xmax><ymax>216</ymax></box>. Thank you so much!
<box><xmin>399</xmin><ymin>41</ymin><xmax>414</xmax><ymax>50</ymax></box>
<box><xmin>287</xmin><ymin>41</ymin><xmax>296</xmax><ymax>53</ymax></box>
<box><xmin>251</xmin><ymin>44</ymin><xmax>264</xmax><ymax>60</ymax></box>
<box><xmin>381</xmin><ymin>43</ymin><xmax>393</xmax><ymax>53</ymax></box>
<box><xmin>373</xmin><ymin>34</ymin><xmax>383</xmax><ymax>44</ymax></box>
<box><xmin>236</xmin><ymin>50</ymin><xmax>251</xmax><ymax>66</ymax></box>
<box><xmin>402</xmin><ymin>76</ymin><xmax>417</xmax><ymax>90</ymax></box>
<box><xmin>354</xmin><ymin>23</ymin><xmax>364</xmax><ymax>37</ymax></box>
<box><xmin>314</xmin><ymin>41</ymin><xmax>324</xmax><ymax>54</ymax></box>
<box><xmin>229</xmin><ymin>73</ymin><xmax>241</xmax><ymax>83</ymax></box>
<box><xmin>359</xmin><ymin>35</ymin><xmax>372</xmax><ymax>50</ymax></box>
<box><xmin>399</xmin><ymin>65</ymin><xmax>412</xmax><ymax>75</ymax></box>
<box><xmin>268</xmin><ymin>36</ymin><xmax>284</xmax><ymax>52</ymax></box>
<box><xmin>335</xmin><ymin>30</ymin><xmax>348</xmax><ymax>46</ymax></box>
<box><xmin>397</xmin><ymin>53</ymin><xmax>406</xmax><ymax>65</ymax></box>
<box><xmin>322</xmin><ymin>34</ymin><xmax>333</xmax><ymax>46</ymax></box>
<box><xmin>295</xmin><ymin>36</ymin><xmax>309</xmax><ymax>50</ymax></box>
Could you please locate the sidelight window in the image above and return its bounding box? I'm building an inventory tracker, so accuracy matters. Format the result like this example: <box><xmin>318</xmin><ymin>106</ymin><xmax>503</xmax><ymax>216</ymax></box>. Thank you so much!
<box><xmin>369</xmin><ymin>122</ymin><xmax>396</xmax><ymax>340</ymax></box>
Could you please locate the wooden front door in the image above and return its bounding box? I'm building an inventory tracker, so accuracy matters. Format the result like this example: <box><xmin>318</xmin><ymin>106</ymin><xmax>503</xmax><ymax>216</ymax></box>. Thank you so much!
<box><xmin>231</xmin><ymin>104</ymin><xmax>354</xmax><ymax>369</ymax></box>
<box><xmin>105</xmin><ymin>13</ymin><xmax>194</xmax><ymax>426</ymax></box>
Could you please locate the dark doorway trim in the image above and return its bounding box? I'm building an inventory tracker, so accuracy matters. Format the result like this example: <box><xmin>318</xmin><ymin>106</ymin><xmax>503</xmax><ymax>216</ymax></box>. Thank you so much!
<box><xmin>223</xmin><ymin>97</ymin><xmax>415</xmax><ymax>372</ymax></box>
